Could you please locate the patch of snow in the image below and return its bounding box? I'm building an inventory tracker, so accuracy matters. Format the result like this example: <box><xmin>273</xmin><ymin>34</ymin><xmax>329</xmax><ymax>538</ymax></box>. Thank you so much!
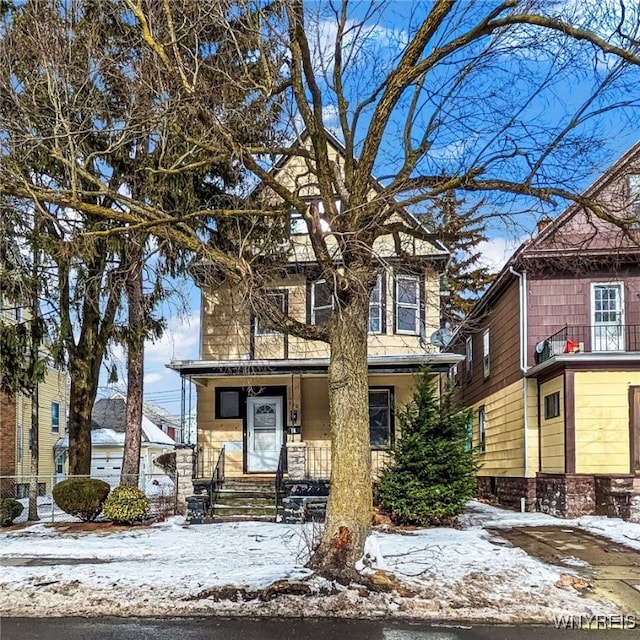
<box><xmin>0</xmin><ymin>501</ymin><xmax>637</xmax><ymax>621</ymax></box>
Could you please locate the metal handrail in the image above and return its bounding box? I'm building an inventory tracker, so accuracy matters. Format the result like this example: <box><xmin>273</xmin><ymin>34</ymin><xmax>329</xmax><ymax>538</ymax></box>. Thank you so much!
<box><xmin>275</xmin><ymin>444</ymin><xmax>287</xmax><ymax>513</ymax></box>
<box><xmin>208</xmin><ymin>445</ymin><xmax>225</xmax><ymax>508</ymax></box>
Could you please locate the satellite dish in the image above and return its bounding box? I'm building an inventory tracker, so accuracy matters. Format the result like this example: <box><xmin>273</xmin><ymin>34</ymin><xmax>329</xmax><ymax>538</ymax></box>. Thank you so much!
<box><xmin>430</xmin><ymin>328</ymin><xmax>453</xmax><ymax>348</ymax></box>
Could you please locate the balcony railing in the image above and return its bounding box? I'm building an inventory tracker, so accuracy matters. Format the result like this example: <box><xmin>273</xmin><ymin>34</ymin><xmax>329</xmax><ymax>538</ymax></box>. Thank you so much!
<box><xmin>534</xmin><ymin>324</ymin><xmax>640</xmax><ymax>365</ymax></box>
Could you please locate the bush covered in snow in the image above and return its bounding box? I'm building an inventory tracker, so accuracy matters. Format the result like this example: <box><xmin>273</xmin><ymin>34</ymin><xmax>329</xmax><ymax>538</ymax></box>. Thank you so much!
<box><xmin>103</xmin><ymin>485</ymin><xmax>150</xmax><ymax>524</ymax></box>
<box><xmin>52</xmin><ymin>478</ymin><xmax>111</xmax><ymax>521</ymax></box>
<box><xmin>0</xmin><ymin>498</ymin><xmax>24</xmax><ymax>526</ymax></box>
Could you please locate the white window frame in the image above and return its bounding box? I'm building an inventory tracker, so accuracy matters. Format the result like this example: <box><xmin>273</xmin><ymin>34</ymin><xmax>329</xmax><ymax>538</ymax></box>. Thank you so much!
<box><xmin>478</xmin><ymin>406</ymin><xmax>486</xmax><ymax>452</ymax></box>
<box><xmin>483</xmin><ymin>329</ymin><xmax>490</xmax><ymax>379</ymax></box>
<box><xmin>51</xmin><ymin>401</ymin><xmax>60</xmax><ymax>434</ymax></box>
<box><xmin>465</xmin><ymin>336</ymin><xmax>473</xmax><ymax>380</ymax></box>
<box><xmin>368</xmin><ymin>273</ymin><xmax>384</xmax><ymax>334</ymax></box>
<box><xmin>311</xmin><ymin>279</ymin><xmax>334</xmax><ymax>325</ymax></box>
<box><xmin>255</xmin><ymin>290</ymin><xmax>286</xmax><ymax>336</ymax></box>
<box><xmin>590</xmin><ymin>282</ymin><xmax>625</xmax><ymax>352</ymax></box>
<box><xmin>629</xmin><ymin>174</ymin><xmax>640</xmax><ymax>218</ymax></box>
<box><xmin>395</xmin><ymin>274</ymin><xmax>421</xmax><ymax>335</ymax></box>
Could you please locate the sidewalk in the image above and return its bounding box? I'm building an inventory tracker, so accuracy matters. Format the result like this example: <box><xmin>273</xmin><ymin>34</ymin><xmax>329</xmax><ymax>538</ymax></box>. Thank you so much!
<box><xmin>0</xmin><ymin>501</ymin><xmax>639</xmax><ymax>622</ymax></box>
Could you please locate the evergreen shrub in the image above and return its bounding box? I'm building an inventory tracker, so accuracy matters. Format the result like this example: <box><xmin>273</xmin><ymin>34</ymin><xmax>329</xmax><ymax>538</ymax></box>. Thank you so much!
<box><xmin>0</xmin><ymin>498</ymin><xmax>24</xmax><ymax>526</ymax></box>
<box><xmin>376</xmin><ymin>369</ymin><xmax>478</xmax><ymax>526</ymax></box>
<box><xmin>52</xmin><ymin>478</ymin><xmax>110</xmax><ymax>522</ymax></box>
<box><xmin>102</xmin><ymin>485</ymin><xmax>150</xmax><ymax>524</ymax></box>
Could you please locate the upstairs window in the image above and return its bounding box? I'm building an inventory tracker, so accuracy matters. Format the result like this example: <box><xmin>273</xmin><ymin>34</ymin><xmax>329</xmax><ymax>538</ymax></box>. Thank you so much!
<box><xmin>311</xmin><ymin>279</ymin><xmax>334</xmax><ymax>325</ymax></box>
<box><xmin>629</xmin><ymin>174</ymin><xmax>640</xmax><ymax>218</ymax></box>
<box><xmin>255</xmin><ymin>290</ymin><xmax>286</xmax><ymax>336</ymax></box>
<box><xmin>289</xmin><ymin>212</ymin><xmax>307</xmax><ymax>235</ymax></box>
<box><xmin>368</xmin><ymin>274</ymin><xmax>384</xmax><ymax>334</ymax></box>
<box><xmin>465</xmin><ymin>336</ymin><xmax>473</xmax><ymax>381</ymax></box>
<box><xmin>483</xmin><ymin>329</ymin><xmax>490</xmax><ymax>379</ymax></box>
<box><xmin>395</xmin><ymin>274</ymin><xmax>421</xmax><ymax>335</ymax></box>
<box><xmin>51</xmin><ymin>401</ymin><xmax>60</xmax><ymax>434</ymax></box>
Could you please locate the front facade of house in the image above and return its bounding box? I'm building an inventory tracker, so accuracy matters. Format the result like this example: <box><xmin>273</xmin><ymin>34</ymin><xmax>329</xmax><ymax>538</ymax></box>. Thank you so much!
<box><xmin>169</xmin><ymin>139</ymin><xmax>461</xmax><ymax>484</ymax></box>
<box><xmin>451</xmin><ymin>143</ymin><xmax>640</xmax><ymax>520</ymax></box>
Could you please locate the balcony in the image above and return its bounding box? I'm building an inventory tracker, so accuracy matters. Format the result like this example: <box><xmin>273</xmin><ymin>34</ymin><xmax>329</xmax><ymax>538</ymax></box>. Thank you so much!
<box><xmin>534</xmin><ymin>324</ymin><xmax>640</xmax><ymax>365</ymax></box>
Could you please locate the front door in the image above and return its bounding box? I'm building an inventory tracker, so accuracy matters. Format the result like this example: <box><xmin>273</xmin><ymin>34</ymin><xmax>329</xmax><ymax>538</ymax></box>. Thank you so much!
<box><xmin>247</xmin><ymin>396</ymin><xmax>283</xmax><ymax>473</ymax></box>
<box><xmin>592</xmin><ymin>283</ymin><xmax>624</xmax><ymax>351</ymax></box>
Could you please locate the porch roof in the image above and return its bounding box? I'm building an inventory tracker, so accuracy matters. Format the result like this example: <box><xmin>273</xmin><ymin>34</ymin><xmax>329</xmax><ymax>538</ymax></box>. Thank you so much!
<box><xmin>167</xmin><ymin>352</ymin><xmax>463</xmax><ymax>378</ymax></box>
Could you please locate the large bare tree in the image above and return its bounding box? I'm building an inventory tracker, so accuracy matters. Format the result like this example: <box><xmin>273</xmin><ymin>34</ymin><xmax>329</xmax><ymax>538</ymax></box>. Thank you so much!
<box><xmin>2</xmin><ymin>0</ymin><xmax>640</xmax><ymax>581</ymax></box>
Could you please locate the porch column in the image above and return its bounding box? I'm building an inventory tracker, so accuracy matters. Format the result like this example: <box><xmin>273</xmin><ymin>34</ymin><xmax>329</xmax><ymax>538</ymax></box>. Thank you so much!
<box><xmin>286</xmin><ymin>442</ymin><xmax>307</xmax><ymax>480</ymax></box>
<box><xmin>174</xmin><ymin>444</ymin><xmax>195</xmax><ymax>515</ymax></box>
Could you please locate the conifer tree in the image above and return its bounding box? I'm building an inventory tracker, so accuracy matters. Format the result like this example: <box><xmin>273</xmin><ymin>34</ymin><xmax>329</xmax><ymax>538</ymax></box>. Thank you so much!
<box><xmin>377</xmin><ymin>370</ymin><xmax>478</xmax><ymax>526</ymax></box>
<box><xmin>426</xmin><ymin>192</ymin><xmax>495</xmax><ymax>327</ymax></box>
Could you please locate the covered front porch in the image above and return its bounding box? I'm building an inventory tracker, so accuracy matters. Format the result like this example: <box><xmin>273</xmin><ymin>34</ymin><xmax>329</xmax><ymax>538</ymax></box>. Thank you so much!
<box><xmin>169</xmin><ymin>353</ymin><xmax>462</xmax><ymax>488</ymax></box>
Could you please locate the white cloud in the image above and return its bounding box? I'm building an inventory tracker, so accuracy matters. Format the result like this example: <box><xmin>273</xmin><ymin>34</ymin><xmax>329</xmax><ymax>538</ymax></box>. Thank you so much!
<box><xmin>143</xmin><ymin>372</ymin><xmax>164</xmax><ymax>386</ymax></box>
<box><xmin>476</xmin><ymin>235</ymin><xmax>526</xmax><ymax>273</ymax></box>
<box><xmin>145</xmin><ymin>312</ymin><xmax>200</xmax><ymax>364</ymax></box>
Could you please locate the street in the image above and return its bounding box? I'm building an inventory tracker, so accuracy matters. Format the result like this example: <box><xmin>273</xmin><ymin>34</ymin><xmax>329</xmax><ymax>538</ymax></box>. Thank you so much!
<box><xmin>1</xmin><ymin>617</ymin><xmax>636</xmax><ymax>640</ymax></box>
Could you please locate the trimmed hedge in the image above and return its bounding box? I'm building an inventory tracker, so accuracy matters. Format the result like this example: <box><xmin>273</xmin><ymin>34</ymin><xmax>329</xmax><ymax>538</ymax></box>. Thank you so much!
<box><xmin>52</xmin><ymin>478</ymin><xmax>111</xmax><ymax>522</ymax></box>
<box><xmin>0</xmin><ymin>498</ymin><xmax>24</xmax><ymax>526</ymax></box>
<box><xmin>102</xmin><ymin>485</ymin><xmax>150</xmax><ymax>525</ymax></box>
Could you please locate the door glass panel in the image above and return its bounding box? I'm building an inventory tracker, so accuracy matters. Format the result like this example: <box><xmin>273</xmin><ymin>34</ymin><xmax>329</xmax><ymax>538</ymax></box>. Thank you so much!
<box><xmin>253</xmin><ymin>404</ymin><xmax>276</xmax><ymax>428</ymax></box>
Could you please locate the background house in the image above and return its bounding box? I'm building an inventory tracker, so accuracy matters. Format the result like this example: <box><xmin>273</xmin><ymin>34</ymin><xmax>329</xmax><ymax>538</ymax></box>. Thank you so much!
<box><xmin>55</xmin><ymin>395</ymin><xmax>175</xmax><ymax>489</ymax></box>
<box><xmin>449</xmin><ymin>141</ymin><xmax>640</xmax><ymax>521</ymax></box>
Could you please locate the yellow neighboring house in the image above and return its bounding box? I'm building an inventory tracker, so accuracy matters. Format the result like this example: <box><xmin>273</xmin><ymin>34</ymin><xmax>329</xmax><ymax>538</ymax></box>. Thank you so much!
<box><xmin>449</xmin><ymin>142</ymin><xmax>640</xmax><ymax>521</ymax></box>
<box><xmin>0</xmin><ymin>302</ymin><xmax>68</xmax><ymax>497</ymax></box>
<box><xmin>168</xmin><ymin>133</ymin><xmax>462</xmax><ymax>490</ymax></box>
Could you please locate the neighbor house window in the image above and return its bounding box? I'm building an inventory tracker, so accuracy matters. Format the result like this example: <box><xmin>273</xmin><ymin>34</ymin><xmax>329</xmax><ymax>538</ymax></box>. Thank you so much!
<box><xmin>51</xmin><ymin>401</ymin><xmax>60</xmax><ymax>433</ymax></box>
<box><xmin>478</xmin><ymin>406</ymin><xmax>486</xmax><ymax>452</ymax></box>
<box><xmin>483</xmin><ymin>329</ymin><xmax>490</xmax><ymax>379</ymax></box>
<box><xmin>368</xmin><ymin>274</ymin><xmax>384</xmax><ymax>334</ymax></box>
<box><xmin>311</xmin><ymin>279</ymin><xmax>334</xmax><ymax>325</ymax></box>
<box><xmin>216</xmin><ymin>388</ymin><xmax>242</xmax><ymax>419</ymax></box>
<box><xmin>544</xmin><ymin>392</ymin><xmax>561</xmax><ymax>420</ymax></box>
<box><xmin>289</xmin><ymin>211</ymin><xmax>307</xmax><ymax>235</ymax></box>
<box><xmin>55</xmin><ymin>454</ymin><xmax>64</xmax><ymax>475</ymax></box>
<box><xmin>255</xmin><ymin>290</ymin><xmax>286</xmax><ymax>336</ymax></box>
<box><xmin>369</xmin><ymin>388</ymin><xmax>393</xmax><ymax>449</ymax></box>
<box><xmin>629</xmin><ymin>174</ymin><xmax>640</xmax><ymax>217</ymax></box>
<box><xmin>395</xmin><ymin>274</ymin><xmax>420</xmax><ymax>335</ymax></box>
<box><xmin>465</xmin><ymin>336</ymin><xmax>473</xmax><ymax>381</ymax></box>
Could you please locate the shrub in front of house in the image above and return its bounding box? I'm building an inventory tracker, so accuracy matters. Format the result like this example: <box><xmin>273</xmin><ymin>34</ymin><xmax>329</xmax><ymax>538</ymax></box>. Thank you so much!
<box><xmin>376</xmin><ymin>369</ymin><xmax>478</xmax><ymax>527</ymax></box>
<box><xmin>52</xmin><ymin>478</ymin><xmax>111</xmax><ymax>522</ymax></box>
<box><xmin>102</xmin><ymin>485</ymin><xmax>150</xmax><ymax>525</ymax></box>
<box><xmin>0</xmin><ymin>498</ymin><xmax>24</xmax><ymax>526</ymax></box>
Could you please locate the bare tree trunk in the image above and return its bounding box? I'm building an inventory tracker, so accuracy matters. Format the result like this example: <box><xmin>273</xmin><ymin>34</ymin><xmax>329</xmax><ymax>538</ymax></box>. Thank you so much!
<box><xmin>67</xmin><ymin>368</ymin><xmax>96</xmax><ymax>476</ymax></box>
<box><xmin>121</xmin><ymin>246</ymin><xmax>144</xmax><ymax>488</ymax></box>
<box><xmin>27</xmin><ymin>383</ymin><xmax>39</xmax><ymax>521</ymax></box>
<box><xmin>308</xmin><ymin>291</ymin><xmax>372</xmax><ymax>582</ymax></box>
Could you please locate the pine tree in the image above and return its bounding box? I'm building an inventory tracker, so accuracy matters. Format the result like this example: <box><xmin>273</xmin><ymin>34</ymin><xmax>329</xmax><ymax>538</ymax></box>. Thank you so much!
<box><xmin>425</xmin><ymin>192</ymin><xmax>495</xmax><ymax>328</ymax></box>
<box><xmin>377</xmin><ymin>370</ymin><xmax>478</xmax><ymax>526</ymax></box>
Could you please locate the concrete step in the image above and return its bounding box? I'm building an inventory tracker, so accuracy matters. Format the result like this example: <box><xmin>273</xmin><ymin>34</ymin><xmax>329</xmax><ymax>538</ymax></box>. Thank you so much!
<box><xmin>212</xmin><ymin>503</ymin><xmax>278</xmax><ymax>517</ymax></box>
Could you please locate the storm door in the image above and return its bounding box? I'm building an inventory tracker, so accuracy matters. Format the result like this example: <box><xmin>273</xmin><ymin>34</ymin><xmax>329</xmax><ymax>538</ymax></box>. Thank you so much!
<box><xmin>246</xmin><ymin>397</ymin><xmax>283</xmax><ymax>473</ymax></box>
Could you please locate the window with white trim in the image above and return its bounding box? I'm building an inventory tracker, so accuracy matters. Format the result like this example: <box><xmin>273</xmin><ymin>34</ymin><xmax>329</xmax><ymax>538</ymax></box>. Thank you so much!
<box><xmin>368</xmin><ymin>274</ymin><xmax>383</xmax><ymax>334</ymax></box>
<box><xmin>629</xmin><ymin>174</ymin><xmax>640</xmax><ymax>218</ymax></box>
<box><xmin>478</xmin><ymin>405</ymin><xmax>486</xmax><ymax>452</ymax></box>
<box><xmin>311</xmin><ymin>279</ymin><xmax>334</xmax><ymax>325</ymax></box>
<box><xmin>465</xmin><ymin>336</ymin><xmax>473</xmax><ymax>381</ymax></box>
<box><xmin>395</xmin><ymin>274</ymin><xmax>420</xmax><ymax>335</ymax></box>
<box><xmin>483</xmin><ymin>329</ymin><xmax>490</xmax><ymax>379</ymax></box>
<box><xmin>255</xmin><ymin>290</ymin><xmax>286</xmax><ymax>335</ymax></box>
<box><xmin>51</xmin><ymin>401</ymin><xmax>60</xmax><ymax>434</ymax></box>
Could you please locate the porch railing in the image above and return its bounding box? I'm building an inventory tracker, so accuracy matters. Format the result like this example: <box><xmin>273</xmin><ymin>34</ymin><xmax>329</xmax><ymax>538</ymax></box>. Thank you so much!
<box><xmin>275</xmin><ymin>444</ymin><xmax>287</xmax><ymax>513</ymax></box>
<box><xmin>209</xmin><ymin>445</ymin><xmax>225</xmax><ymax>506</ymax></box>
<box><xmin>304</xmin><ymin>447</ymin><xmax>391</xmax><ymax>480</ymax></box>
<box><xmin>534</xmin><ymin>324</ymin><xmax>640</xmax><ymax>365</ymax></box>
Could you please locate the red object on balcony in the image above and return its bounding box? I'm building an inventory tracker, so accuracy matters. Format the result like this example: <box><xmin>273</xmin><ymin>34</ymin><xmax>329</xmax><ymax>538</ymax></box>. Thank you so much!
<box><xmin>564</xmin><ymin>339</ymin><xmax>580</xmax><ymax>353</ymax></box>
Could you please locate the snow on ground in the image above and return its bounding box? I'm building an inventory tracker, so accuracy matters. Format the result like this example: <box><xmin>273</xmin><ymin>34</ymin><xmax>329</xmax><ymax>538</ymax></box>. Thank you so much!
<box><xmin>0</xmin><ymin>501</ymin><xmax>637</xmax><ymax>622</ymax></box>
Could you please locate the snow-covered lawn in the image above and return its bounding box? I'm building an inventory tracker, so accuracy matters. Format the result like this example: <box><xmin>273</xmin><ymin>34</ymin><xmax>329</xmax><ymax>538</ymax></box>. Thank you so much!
<box><xmin>0</xmin><ymin>501</ymin><xmax>638</xmax><ymax>622</ymax></box>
